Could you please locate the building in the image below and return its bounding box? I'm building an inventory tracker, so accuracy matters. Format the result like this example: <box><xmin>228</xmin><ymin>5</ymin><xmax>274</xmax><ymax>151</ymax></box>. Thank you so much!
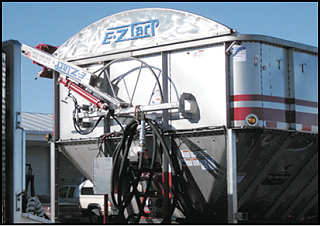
<box><xmin>20</xmin><ymin>112</ymin><xmax>84</xmax><ymax>195</ymax></box>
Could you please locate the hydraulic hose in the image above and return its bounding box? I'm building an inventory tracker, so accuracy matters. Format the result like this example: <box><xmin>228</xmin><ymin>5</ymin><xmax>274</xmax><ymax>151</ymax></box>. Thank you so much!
<box><xmin>110</xmin><ymin>118</ymin><xmax>189</xmax><ymax>223</ymax></box>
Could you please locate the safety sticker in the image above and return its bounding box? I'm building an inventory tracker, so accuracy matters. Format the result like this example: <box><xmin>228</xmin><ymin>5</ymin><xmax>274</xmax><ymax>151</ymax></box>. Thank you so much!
<box><xmin>184</xmin><ymin>158</ymin><xmax>193</xmax><ymax>166</ymax></box>
<box><xmin>189</xmin><ymin>151</ymin><xmax>197</xmax><ymax>158</ymax></box>
<box><xmin>181</xmin><ymin>150</ymin><xmax>191</xmax><ymax>158</ymax></box>
<box><xmin>192</xmin><ymin>158</ymin><xmax>200</xmax><ymax>166</ymax></box>
<box><xmin>179</xmin><ymin>149</ymin><xmax>217</xmax><ymax>170</ymax></box>
<box><xmin>232</xmin><ymin>45</ymin><xmax>246</xmax><ymax>62</ymax></box>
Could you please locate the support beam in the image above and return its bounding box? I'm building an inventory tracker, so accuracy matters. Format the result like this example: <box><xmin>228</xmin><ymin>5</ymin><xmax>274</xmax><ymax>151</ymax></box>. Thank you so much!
<box><xmin>50</xmin><ymin>141</ymin><xmax>55</xmax><ymax>223</ymax></box>
<box><xmin>227</xmin><ymin>129</ymin><xmax>238</xmax><ymax>223</ymax></box>
<box><xmin>161</xmin><ymin>52</ymin><xmax>170</xmax><ymax>222</ymax></box>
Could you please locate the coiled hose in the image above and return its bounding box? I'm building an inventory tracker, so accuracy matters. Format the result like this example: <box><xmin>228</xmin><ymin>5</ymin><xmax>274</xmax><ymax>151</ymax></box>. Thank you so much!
<box><xmin>110</xmin><ymin>118</ymin><xmax>191</xmax><ymax>223</ymax></box>
<box><xmin>25</xmin><ymin>196</ymin><xmax>45</xmax><ymax>218</ymax></box>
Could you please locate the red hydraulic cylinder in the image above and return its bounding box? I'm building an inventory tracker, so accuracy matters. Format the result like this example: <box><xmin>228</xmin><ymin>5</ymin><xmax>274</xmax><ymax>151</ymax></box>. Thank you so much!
<box><xmin>58</xmin><ymin>77</ymin><xmax>108</xmax><ymax>110</ymax></box>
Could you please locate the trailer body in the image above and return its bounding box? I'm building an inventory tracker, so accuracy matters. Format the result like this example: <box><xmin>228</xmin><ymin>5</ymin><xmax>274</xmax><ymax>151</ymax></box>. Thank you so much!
<box><xmin>28</xmin><ymin>8</ymin><xmax>318</xmax><ymax>223</ymax></box>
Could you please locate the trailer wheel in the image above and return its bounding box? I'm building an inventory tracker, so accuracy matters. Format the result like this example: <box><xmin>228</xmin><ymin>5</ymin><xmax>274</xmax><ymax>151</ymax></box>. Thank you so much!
<box><xmin>88</xmin><ymin>210</ymin><xmax>102</xmax><ymax>223</ymax></box>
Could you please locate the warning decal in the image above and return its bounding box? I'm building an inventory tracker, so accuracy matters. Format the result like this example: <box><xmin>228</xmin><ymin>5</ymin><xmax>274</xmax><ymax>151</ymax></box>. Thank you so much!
<box><xmin>179</xmin><ymin>149</ymin><xmax>216</xmax><ymax>171</ymax></box>
<box><xmin>232</xmin><ymin>45</ymin><xmax>246</xmax><ymax>62</ymax></box>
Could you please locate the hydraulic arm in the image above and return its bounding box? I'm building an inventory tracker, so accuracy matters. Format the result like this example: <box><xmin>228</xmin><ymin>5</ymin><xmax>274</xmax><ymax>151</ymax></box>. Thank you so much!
<box><xmin>21</xmin><ymin>44</ymin><xmax>198</xmax><ymax>119</ymax></box>
<box><xmin>21</xmin><ymin>44</ymin><xmax>122</xmax><ymax>108</ymax></box>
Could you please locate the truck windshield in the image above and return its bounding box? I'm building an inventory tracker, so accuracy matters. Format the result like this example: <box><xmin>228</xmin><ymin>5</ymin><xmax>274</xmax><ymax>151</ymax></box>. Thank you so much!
<box><xmin>68</xmin><ymin>186</ymin><xmax>76</xmax><ymax>198</ymax></box>
<box><xmin>59</xmin><ymin>187</ymin><xmax>68</xmax><ymax>198</ymax></box>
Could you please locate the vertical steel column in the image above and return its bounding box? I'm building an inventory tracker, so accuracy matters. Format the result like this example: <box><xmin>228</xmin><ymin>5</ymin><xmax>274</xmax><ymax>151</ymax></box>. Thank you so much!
<box><xmin>226</xmin><ymin>129</ymin><xmax>238</xmax><ymax>223</ymax></box>
<box><xmin>2</xmin><ymin>52</ymin><xmax>6</xmax><ymax>224</ymax></box>
<box><xmin>287</xmin><ymin>48</ymin><xmax>296</xmax><ymax>130</ymax></box>
<box><xmin>3</xmin><ymin>40</ymin><xmax>23</xmax><ymax>223</ymax></box>
<box><xmin>50</xmin><ymin>141</ymin><xmax>55</xmax><ymax>223</ymax></box>
<box><xmin>161</xmin><ymin>52</ymin><xmax>171</xmax><ymax>221</ymax></box>
<box><xmin>51</xmin><ymin>71</ymin><xmax>60</xmax><ymax>223</ymax></box>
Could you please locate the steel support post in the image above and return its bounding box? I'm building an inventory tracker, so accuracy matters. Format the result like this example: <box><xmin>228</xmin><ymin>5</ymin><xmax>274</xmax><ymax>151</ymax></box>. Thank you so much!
<box><xmin>227</xmin><ymin>129</ymin><xmax>238</xmax><ymax>223</ymax></box>
<box><xmin>103</xmin><ymin>194</ymin><xmax>108</xmax><ymax>224</ymax></box>
<box><xmin>50</xmin><ymin>71</ymin><xmax>60</xmax><ymax>223</ymax></box>
<box><xmin>50</xmin><ymin>141</ymin><xmax>55</xmax><ymax>223</ymax></box>
<box><xmin>161</xmin><ymin>52</ymin><xmax>171</xmax><ymax>222</ymax></box>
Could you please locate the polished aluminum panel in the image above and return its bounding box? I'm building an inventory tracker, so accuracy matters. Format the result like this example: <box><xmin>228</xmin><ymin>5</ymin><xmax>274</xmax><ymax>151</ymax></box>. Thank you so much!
<box><xmin>57</xmin><ymin>140</ymin><xmax>100</xmax><ymax>181</ymax></box>
<box><xmin>230</xmin><ymin>41</ymin><xmax>318</xmax><ymax>133</ymax></box>
<box><xmin>169</xmin><ymin>45</ymin><xmax>227</xmax><ymax>129</ymax></box>
<box><xmin>54</xmin><ymin>8</ymin><xmax>234</xmax><ymax>60</ymax></box>
<box><xmin>293</xmin><ymin>51</ymin><xmax>318</xmax><ymax>133</ymax></box>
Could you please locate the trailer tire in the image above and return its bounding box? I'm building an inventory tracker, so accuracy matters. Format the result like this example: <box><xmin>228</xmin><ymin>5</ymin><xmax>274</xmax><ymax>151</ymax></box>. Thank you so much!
<box><xmin>89</xmin><ymin>210</ymin><xmax>102</xmax><ymax>223</ymax></box>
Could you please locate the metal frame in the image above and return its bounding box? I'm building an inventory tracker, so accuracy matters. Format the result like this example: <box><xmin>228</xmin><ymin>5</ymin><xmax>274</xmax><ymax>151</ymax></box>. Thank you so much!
<box><xmin>2</xmin><ymin>52</ymin><xmax>6</xmax><ymax>224</ymax></box>
<box><xmin>2</xmin><ymin>40</ymin><xmax>23</xmax><ymax>223</ymax></box>
<box><xmin>161</xmin><ymin>51</ymin><xmax>171</xmax><ymax>219</ymax></box>
<box><xmin>226</xmin><ymin>129</ymin><xmax>238</xmax><ymax>223</ymax></box>
<box><xmin>49</xmin><ymin>141</ymin><xmax>55</xmax><ymax>223</ymax></box>
<box><xmin>52</xmin><ymin>71</ymin><xmax>60</xmax><ymax>222</ymax></box>
<box><xmin>68</xmin><ymin>34</ymin><xmax>318</xmax><ymax>67</ymax></box>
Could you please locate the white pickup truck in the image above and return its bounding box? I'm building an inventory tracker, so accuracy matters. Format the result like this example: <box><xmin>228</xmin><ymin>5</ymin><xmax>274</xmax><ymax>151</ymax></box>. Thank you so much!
<box><xmin>58</xmin><ymin>180</ymin><xmax>117</xmax><ymax>223</ymax></box>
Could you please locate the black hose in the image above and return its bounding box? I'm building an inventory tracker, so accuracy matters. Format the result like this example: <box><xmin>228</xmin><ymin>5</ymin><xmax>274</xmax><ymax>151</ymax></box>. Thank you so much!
<box><xmin>110</xmin><ymin>118</ymin><xmax>189</xmax><ymax>223</ymax></box>
<box><xmin>111</xmin><ymin>119</ymin><xmax>138</xmax><ymax>209</ymax></box>
<box><xmin>68</xmin><ymin>92</ymin><xmax>104</xmax><ymax>135</ymax></box>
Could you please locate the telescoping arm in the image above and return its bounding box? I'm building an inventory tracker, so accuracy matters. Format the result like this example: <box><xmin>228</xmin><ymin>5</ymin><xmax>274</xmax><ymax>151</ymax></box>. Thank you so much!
<box><xmin>58</xmin><ymin>77</ymin><xmax>108</xmax><ymax>110</ymax></box>
<box><xmin>21</xmin><ymin>43</ymin><xmax>199</xmax><ymax>120</ymax></box>
<box><xmin>21</xmin><ymin>44</ymin><xmax>122</xmax><ymax>108</ymax></box>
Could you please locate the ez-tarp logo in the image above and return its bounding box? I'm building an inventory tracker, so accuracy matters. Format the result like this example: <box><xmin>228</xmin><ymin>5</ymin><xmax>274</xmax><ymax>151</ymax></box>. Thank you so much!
<box><xmin>102</xmin><ymin>19</ymin><xmax>159</xmax><ymax>45</ymax></box>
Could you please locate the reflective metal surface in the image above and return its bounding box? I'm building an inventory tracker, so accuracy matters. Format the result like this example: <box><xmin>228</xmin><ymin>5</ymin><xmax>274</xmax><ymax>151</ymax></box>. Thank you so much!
<box><xmin>55</xmin><ymin>8</ymin><xmax>234</xmax><ymax>60</ymax></box>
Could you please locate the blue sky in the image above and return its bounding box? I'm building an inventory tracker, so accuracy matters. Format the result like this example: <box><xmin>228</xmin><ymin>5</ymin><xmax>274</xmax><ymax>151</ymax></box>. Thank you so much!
<box><xmin>2</xmin><ymin>2</ymin><xmax>318</xmax><ymax>114</ymax></box>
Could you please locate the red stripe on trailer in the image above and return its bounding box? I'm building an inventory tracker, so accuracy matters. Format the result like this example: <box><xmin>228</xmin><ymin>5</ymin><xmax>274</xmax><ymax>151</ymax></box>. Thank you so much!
<box><xmin>231</xmin><ymin>107</ymin><xmax>262</xmax><ymax>121</ymax></box>
<box><xmin>295</xmin><ymin>99</ymin><xmax>318</xmax><ymax>108</ymax></box>
<box><xmin>231</xmin><ymin>107</ymin><xmax>287</xmax><ymax>122</ymax></box>
<box><xmin>266</xmin><ymin>121</ymin><xmax>277</xmax><ymax>128</ymax></box>
<box><xmin>295</xmin><ymin>112</ymin><xmax>318</xmax><ymax>126</ymax></box>
<box><xmin>231</xmin><ymin>107</ymin><xmax>318</xmax><ymax>126</ymax></box>
<box><xmin>230</xmin><ymin>94</ymin><xmax>318</xmax><ymax>108</ymax></box>
<box><xmin>230</xmin><ymin>94</ymin><xmax>291</xmax><ymax>104</ymax></box>
<box><xmin>302</xmin><ymin>125</ymin><xmax>312</xmax><ymax>132</ymax></box>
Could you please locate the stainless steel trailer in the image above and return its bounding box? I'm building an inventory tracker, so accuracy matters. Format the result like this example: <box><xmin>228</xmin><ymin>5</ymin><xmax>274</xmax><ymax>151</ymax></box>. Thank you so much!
<box><xmin>23</xmin><ymin>8</ymin><xmax>318</xmax><ymax>223</ymax></box>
